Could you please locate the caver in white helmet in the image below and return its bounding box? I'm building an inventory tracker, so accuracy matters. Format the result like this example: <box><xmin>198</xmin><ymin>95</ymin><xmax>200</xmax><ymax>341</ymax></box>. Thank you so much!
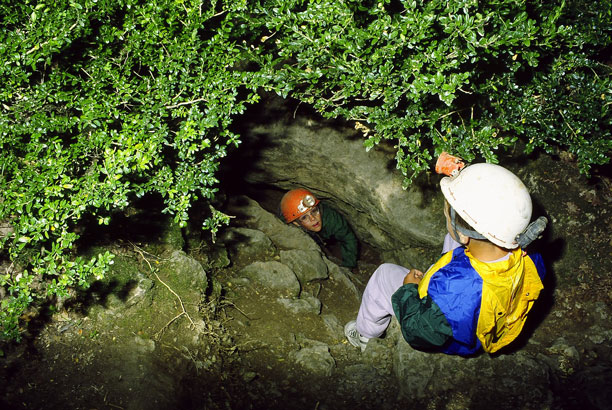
<box><xmin>440</xmin><ymin>163</ymin><xmax>532</xmax><ymax>249</ymax></box>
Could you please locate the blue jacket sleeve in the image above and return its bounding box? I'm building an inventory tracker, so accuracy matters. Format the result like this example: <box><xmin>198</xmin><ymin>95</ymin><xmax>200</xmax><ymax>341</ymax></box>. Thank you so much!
<box><xmin>528</xmin><ymin>252</ymin><xmax>546</xmax><ymax>280</ymax></box>
<box><xmin>391</xmin><ymin>284</ymin><xmax>453</xmax><ymax>350</ymax></box>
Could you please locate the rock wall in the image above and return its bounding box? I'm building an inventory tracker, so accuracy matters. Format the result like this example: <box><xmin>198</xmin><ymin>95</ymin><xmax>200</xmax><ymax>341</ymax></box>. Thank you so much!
<box><xmin>224</xmin><ymin>95</ymin><xmax>447</xmax><ymax>257</ymax></box>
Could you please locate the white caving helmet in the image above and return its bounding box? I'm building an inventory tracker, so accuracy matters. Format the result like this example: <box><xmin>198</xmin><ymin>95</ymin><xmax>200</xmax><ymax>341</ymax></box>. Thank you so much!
<box><xmin>440</xmin><ymin>163</ymin><xmax>532</xmax><ymax>249</ymax></box>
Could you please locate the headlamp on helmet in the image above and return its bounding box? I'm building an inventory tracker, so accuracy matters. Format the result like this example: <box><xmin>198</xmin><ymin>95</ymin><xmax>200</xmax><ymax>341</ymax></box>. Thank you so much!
<box><xmin>280</xmin><ymin>189</ymin><xmax>320</xmax><ymax>223</ymax></box>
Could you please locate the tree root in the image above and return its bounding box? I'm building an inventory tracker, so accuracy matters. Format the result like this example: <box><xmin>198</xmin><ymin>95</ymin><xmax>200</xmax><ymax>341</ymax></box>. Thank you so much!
<box><xmin>129</xmin><ymin>242</ymin><xmax>196</xmax><ymax>339</ymax></box>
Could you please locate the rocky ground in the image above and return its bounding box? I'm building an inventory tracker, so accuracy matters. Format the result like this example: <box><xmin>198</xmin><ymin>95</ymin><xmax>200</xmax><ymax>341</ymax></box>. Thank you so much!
<box><xmin>1</xmin><ymin>151</ymin><xmax>612</xmax><ymax>410</ymax></box>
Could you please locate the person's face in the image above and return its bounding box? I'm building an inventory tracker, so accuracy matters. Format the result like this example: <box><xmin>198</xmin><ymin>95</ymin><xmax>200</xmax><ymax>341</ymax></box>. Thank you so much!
<box><xmin>294</xmin><ymin>206</ymin><xmax>322</xmax><ymax>232</ymax></box>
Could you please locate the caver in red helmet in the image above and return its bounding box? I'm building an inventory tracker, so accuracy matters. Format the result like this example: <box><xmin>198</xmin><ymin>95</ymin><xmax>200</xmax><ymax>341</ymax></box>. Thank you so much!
<box><xmin>280</xmin><ymin>188</ymin><xmax>320</xmax><ymax>223</ymax></box>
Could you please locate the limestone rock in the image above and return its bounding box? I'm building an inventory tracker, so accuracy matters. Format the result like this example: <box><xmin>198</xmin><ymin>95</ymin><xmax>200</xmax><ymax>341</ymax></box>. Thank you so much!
<box><xmin>226</xmin><ymin>195</ymin><xmax>320</xmax><ymax>251</ymax></box>
<box><xmin>164</xmin><ymin>250</ymin><xmax>208</xmax><ymax>292</ymax></box>
<box><xmin>321</xmin><ymin>314</ymin><xmax>343</xmax><ymax>340</ymax></box>
<box><xmin>280</xmin><ymin>249</ymin><xmax>328</xmax><ymax>283</ymax></box>
<box><xmin>220</xmin><ymin>227</ymin><xmax>276</xmax><ymax>263</ymax></box>
<box><xmin>291</xmin><ymin>345</ymin><xmax>336</xmax><ymax>377</ymax></box>
<box><xmin>392</xmin><ymin>342</ymin><xmax>435</xmax><ymax>399</ymax></box>
<box><xmin>159</xmin><ymin>218</ymin><xmax>185</xmax><ymax>251</ymax></box>
<box><xmin>223</xmin><ymin>96</ymin><xmax>447</xmax><ymax>252</ymax></box>
<box><xmin>277</xmin><ymin>293</ymin><xmax>322</xmax><ymax>314</ymax></box>
<box><xmin>126</xmin><ymin>272</ymin><xmax>154</xmax><ymax>308</ymax></box>
<box><xmin>393</xmin><ymin>339</ymin><xmax>553</xmax><ymax>406</ymax></box>
<box><xmin>239</xmin><ymin>261</ymin><xmax>301</xmax><ymax>297</ymax></box>
<box><xmin>325</xmin><ymin>260</ymin><xmax>361</xmax><ymax>302</ymax></box>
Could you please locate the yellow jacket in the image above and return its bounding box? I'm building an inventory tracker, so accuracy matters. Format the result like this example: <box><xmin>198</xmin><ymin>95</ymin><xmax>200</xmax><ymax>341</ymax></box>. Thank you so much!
<box><xmin>404</xmin><ymin>247</ymin><xmax>545</xmax><ymax>354</ymax></box>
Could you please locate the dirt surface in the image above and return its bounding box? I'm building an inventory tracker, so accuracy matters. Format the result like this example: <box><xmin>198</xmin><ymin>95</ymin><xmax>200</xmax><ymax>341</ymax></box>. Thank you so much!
<box><xmin>0</xmin><ymin>205</ymin><xmax>391</xmax><ymax>410</ymax></box>
<box><xmin>1</xmin><ymin>153</ymin><xmax>612</xmax><ymax>410</ymax></box>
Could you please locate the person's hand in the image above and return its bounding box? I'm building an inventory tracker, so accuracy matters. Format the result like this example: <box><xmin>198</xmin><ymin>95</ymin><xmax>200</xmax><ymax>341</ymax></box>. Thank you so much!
<box><xmin>403</xmin><ymin>269</ymin><xmax>424</xmax><ymax>285</ymax></box>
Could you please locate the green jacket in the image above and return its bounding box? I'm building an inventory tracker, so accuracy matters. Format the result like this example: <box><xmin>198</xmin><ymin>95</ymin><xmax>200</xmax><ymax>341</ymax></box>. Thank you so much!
<box><xmin>316</xmin><ymin>202</ymin><xmax>358</xmax><ymax>268</ymax></box>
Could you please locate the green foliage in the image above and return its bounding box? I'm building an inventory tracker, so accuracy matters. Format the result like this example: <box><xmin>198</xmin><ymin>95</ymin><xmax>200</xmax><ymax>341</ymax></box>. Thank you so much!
<box><xmin>245</xmin><ymin>0</ymin><xmax>612</xmax><ymax>181</ymax></box>
<box><xmin>1</xmin><ymin>0</ymin><xmax>611</xmax><ymax>340</ymax></box>
<box><xmin>0</xmin><ymin>0</ymin><xmax>259</xmax><ymax>340</ymax></box>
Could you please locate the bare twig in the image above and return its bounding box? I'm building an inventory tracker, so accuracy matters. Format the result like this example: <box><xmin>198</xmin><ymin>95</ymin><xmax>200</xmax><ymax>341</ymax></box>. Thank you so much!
<box><xmin>165</xmin><ymin>98</ymin><xmax>208</xmax><ymax>109</ymax></box>
<box><xmin>224</xmin><ymin>300</ymin><xmax>253</xmax><ymax>321</ymax></box>
<box><xmin>156</xmin><ymin>311</ymin><xmax>189</xmax><ymax>339</ymax></box>
<box><xmin>470</xmin><ymin>106</ymin><xmax>476</xmax><ymax>140</ymax></box>
<box><xmin>129</xmin><ymin>242</ymin><xmax>196</xmax><ymax>337</ymax></box>
<box><xmin>80</xmin><ymin>68</ymin><xmax>92</xmax><ymax>79</ymax></box>
<box><xmin>26</xmin><ymin>23</ymin><xmax>78</xmax><ymax>55</ymax></box>
<box><xmin>293</xmin><ymin>101</ymin><xmax>302</xmax><ymax>118</ymax></box>
<box><xmin>558</xmin><ymin>109</ymin><xmax>579</xmax><ymax>140</ymax></box>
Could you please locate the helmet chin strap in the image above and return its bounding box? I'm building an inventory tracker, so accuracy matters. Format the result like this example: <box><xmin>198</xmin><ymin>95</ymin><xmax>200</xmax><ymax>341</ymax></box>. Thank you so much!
<box><xmin>450</xmin><ymin>207</ymin><xmax>486</xmax><ymax>241</ymax></box>
<box><xmin>451</xmin><ymin>208</ymin><xmax>548</xmax><ymax>249</ymax></box>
